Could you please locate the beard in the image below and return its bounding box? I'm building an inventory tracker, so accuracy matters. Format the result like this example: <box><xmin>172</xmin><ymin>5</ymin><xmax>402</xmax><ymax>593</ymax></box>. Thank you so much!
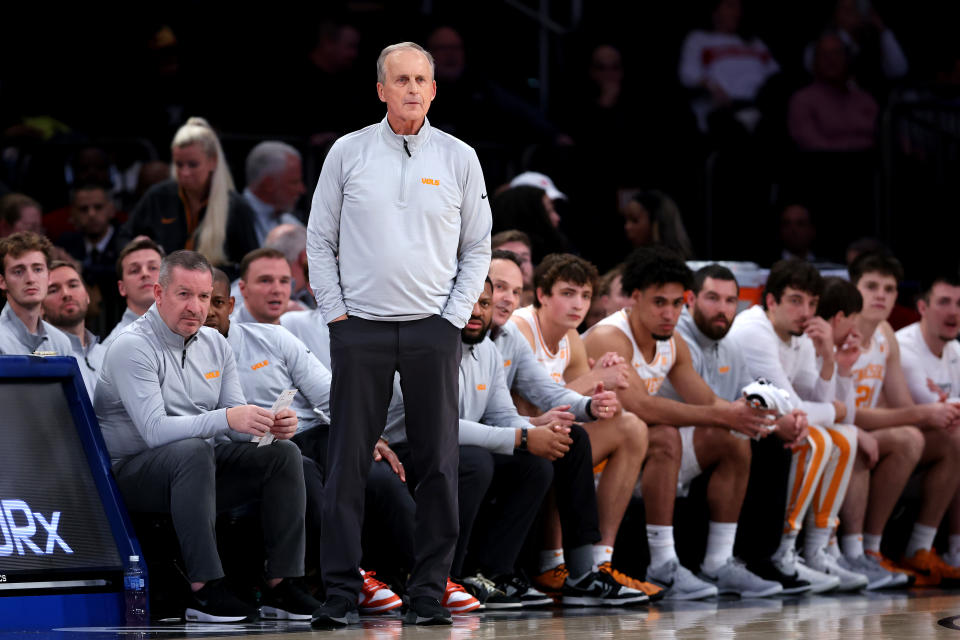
<box><xmin>461</xmin><ymin>319</ymin><xmax>491</xmax><ymax>345</ymax></box>
<box><xmin>44</xmin><ymin>305</ymin><xmax>86</xmax><ymax>328</ymax></box>
<box><xmin>693</xmin><ymin>306</ymin><xmax>731</xmax><ymax>341</ymax></box>
<box><xmin>651</xmin><ymin>332</ymin><xmax>673</xmax><ymax>341</ymax></box>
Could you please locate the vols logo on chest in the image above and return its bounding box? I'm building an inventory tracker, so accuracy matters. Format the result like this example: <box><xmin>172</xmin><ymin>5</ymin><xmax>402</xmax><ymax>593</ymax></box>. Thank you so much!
<box><xmin>251</xmin><ymin>360</ymin><xmax>269</xmax><ymax>371</ymax></box>
<box><xmin>421</xmin><ymin>177</ymin><xmax>440</xmax><ymax>186</ymax></box>
<box><xmin>204</xmin><ymin>370</ymin><xmax>220</xmax><ymax>380</ymax></box>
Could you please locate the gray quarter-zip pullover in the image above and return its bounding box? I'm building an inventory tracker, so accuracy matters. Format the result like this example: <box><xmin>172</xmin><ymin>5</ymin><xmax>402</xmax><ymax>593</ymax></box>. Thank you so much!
<box><xmin>95</xmin><ymin>305</ymin><xmax>247</xmax><ymax>465</ymax></box>
<box><xmin>307</xmin><ymin>116</ymin><xmax>492</xmax><ymax>327</ymax></box>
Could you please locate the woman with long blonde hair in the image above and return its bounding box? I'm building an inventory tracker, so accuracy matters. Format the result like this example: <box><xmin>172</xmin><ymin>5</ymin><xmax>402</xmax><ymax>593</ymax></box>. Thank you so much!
<box><xmin>119</xmin><ymin>117</ymin><xmax>258</xmax><ymax>271</ymax></box>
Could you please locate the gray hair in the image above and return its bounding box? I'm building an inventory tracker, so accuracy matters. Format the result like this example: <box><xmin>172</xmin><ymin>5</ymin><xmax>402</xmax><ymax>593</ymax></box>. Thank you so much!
<box><xmin>245</xmin><ymin>141</ymin><xmax>302</xmax><ymax>188</ymax></box>
<box><xmin>158</xmin><ymin>250</ymin><xmax>213</xmax><ymax>288</ymax></box>
<box><xmin>376</xmin><ymin>41</ymin><xmax>435</xmax><ymax>84</ymax></box>
<box><xmin>265</xmin><ymin>223</ymin><xmax>307</xmax><ymax>262</ymax></box>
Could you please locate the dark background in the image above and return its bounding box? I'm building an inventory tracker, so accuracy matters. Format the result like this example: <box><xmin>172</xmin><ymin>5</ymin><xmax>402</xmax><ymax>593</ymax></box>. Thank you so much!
<box><xmin>3</xmin><ymin>0</ymin><xmax>960</xmax><ymax>278</ymax></box>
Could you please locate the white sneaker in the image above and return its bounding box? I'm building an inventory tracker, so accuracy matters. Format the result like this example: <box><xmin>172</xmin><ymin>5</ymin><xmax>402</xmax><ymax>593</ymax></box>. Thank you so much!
<box><xmin>646</xmin><ymin>559</ymin><xmax>718</xmax><ymax>600</ymax></box>
<box><xmin>699</xmin><ymin>558</ymin><xmax>783</xmax><ymax>598</ymax></box>
<box><xmin>805</xmin><ymin>549</ymin><xmax>868</xmax><ymax>592</ymax></box>
<box><xmin>774</xmin><ymin>547</ymin><xmax>839</xmax><ymax>594</ymax></box>
<box><xmin>838</xmin><ymin>554</ymin><xmax>895</xmax><ymax>591</ymax></box>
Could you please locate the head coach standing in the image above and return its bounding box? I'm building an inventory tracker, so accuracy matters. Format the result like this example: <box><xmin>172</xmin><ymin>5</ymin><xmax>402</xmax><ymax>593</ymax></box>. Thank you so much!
<box><xmin>306</xmin><ymin>41</ymin><xmax>492</xmax><ymax>627</ymax></box>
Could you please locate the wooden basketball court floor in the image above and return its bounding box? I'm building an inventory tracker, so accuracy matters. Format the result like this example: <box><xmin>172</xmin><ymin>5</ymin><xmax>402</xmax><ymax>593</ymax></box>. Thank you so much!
<box><xmin>10</xmin><ymin>590</ymin><xmax>960</xmax><ymax>639</ymax></box>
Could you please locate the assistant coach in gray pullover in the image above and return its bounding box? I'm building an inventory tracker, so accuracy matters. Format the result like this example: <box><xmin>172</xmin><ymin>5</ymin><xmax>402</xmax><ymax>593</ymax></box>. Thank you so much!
<box><xmin>307</xmin><ymin>41</ymin><xmax>491</xmax><ymax>627</ymax></box>
<box><xmin>95</xmin><ymin>251</ymin><xmax>321</xmax><ymax>623</ymax></box>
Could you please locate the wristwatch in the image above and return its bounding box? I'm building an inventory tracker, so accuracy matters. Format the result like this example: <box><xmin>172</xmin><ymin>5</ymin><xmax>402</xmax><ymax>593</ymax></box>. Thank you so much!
<box><xmin>515</xmin><ymin>427</ymin><xmax>529</xmax><ymax>453</ymax></box>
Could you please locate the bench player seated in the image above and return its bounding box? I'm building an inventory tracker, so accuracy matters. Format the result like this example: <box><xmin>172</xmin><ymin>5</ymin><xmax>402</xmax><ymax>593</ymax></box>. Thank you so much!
<box><xmin>584</xmin><ymin>251</ymin><xmax>784</xmax><ymax>599</ymax></box>
<box><xmin>895</xmin><ymin>272</ymin><xmax>960</xmax><ymax>582</ymax></box>
<box><xmin>95</xmin><ymin>250</ymin><xmax>320</xmax><ymax>622</ymax></box>
<box><xmin>0</xmin><ymin>232</ymin><xmax>73</xmax><ymax>356</ymax></box>
<box><xmin>832</xmin><ymin>254</ymin><xmax>960</xmax><ymax>588</ymax></box>
<box><xmin>727</xmin><ymin>260</ymin><xmax>863</xmax><ymax>593</ymax></box>
<box><xmin>488</xmin><ymin>250</ymin><xmax>662</xmax><ymax>599</ymax></box>
<box><xmin>507</xmin><ymin>254</ymin><xmax>650</xmax><ymax>593</ymax></box>
<box><xmin>384</xmin><ymin>279</ymin><xmax>647</xmax><ymax>608</ymax></box>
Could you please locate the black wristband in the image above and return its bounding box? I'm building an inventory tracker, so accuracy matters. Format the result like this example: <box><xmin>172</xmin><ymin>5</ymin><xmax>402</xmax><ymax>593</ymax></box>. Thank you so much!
<box><xmin>516</xmin><ymin>427</ymin><xmax>528</xmax><ymax>453</ymax></box>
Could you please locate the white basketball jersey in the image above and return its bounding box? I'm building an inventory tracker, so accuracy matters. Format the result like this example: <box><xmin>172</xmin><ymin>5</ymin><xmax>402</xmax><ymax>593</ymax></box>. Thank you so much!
<box><xmin>512</xmin><ymin>305</ymin><xmax>571</xmax><ymax>384</ymax></box>
<box><xmin>594</xmin><ymin>309</ymin><xmax>677</xmax><ymax>395</ymax></box>
<box><xmin>851</xmin><ymin>330</ymin><xmax>889</xmax><ymax>409</ymax></box>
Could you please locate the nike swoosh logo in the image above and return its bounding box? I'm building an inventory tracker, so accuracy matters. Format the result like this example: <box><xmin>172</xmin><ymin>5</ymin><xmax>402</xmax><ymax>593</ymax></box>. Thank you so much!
<box><xmin>481</xmin><ymin>193</ymin><xmax>487</xmax><ymax>199</ymax></box>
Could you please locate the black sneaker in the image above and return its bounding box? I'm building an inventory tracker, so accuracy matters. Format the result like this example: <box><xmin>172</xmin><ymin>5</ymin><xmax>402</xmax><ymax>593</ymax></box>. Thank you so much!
<box><xmin>748</xmin><ymin>558</ymin><xmax>813</xmax><ymax>595</ymax></box>
<box><xmin>561</xmin><ymin>569</ymin><xmax>648</xmax><ymax>607</ymax></box>
<box><xmin>495</xmin><ymin>572</ymin><xmax>554</xmax><ymax>608</ymax></box>
<box><xmin>403</xmin><ymin>596</ymin><xmax>452</xmax><ymax>625</ymax></box>
<box><xmin>185</xmin><ymin>579</ymin><xmax>259</xmax><ymax>623</ymax></box>
<box><xmin>311</xmin><ymin>595</ymin><xmax>360</xmax><ymax>629</ymax></box>
<box><xmin>260</xmin><ymin>578</ymin><xmax>324</xmax><ymax>621</ymax></box>
<box><xmin>461</xmin><ymin>572</ymin><xmax>520</xmax><ymax>609</ymax></box>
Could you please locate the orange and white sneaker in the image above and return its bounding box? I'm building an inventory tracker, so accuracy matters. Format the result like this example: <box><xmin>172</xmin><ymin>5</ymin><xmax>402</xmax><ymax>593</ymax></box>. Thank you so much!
<box><xmin>357</xmin><ymin>569</ymin><xmax>402</xmax><ymax>614</ymax></box>
<box><xmin>442</xmin><ymin>578</ymin><xmax>481</xmax><ymax>613</ymax></box>
<box><xmin>900</xmin><ymin>549</ymin><xmax>960</xmax><ymax>588</ymax></box>
<box><xmin>532</xmin><ymin>564</ymin><xmax>568</xmax><ymax>596</ymax></box>
<box><xmin>598</xmin><ymin>561</ymin><xmax>664</xmax><ymax>601</ymax></box>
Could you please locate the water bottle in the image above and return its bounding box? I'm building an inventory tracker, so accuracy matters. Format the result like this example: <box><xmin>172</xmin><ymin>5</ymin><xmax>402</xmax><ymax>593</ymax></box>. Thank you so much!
<box><xmin>124</xmin><ymin>555</ymin><xmax>147</xmax><ymax>625</ymax></box>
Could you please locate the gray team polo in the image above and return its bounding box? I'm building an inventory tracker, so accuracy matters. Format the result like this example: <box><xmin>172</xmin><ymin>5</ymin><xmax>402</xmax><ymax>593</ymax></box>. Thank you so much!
<box><xmin>226</xmin><ymin>322</ymin><xmax>331</xmax><ymax>433</ymax></box>
<box><xmin>383</xmin><ymin>337</ymin><xmax>531</xmax><ymax>454</ymax></box>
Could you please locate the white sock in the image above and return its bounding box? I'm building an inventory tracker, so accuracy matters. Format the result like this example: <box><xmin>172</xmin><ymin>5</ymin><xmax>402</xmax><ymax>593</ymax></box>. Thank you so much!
<box><xmin>863</xmin><ymin>533</ymin><xmax>882</xmax><ymax>553</ymax></box>
<box><xmin>774</xmin><ymin>530</ymin><xmax>799</xmax><ymax>560</ymax></box>
<box><xmin>593</xmin><ymin>544</ymin><xmax>614</xmax><ymax>566</ymax></box>
<box><xmin>539</xmin><ymin>548</ymin><xmax>564</xmax><ymax>573</ymax></box>
<box><xmin>646</xmin><ymin>525</ymin><xmax>677</xmax><ymax>568</ymax></box>
<box><xmin>803</xmin><ymin>526</ymin><xmax>831</xmax><ymax>559</ymax></box>
<box><xmin>702</xmin><ymin>521</ymin><xmax>737</xmax><ymax>573</ymax></box>
<box><xmin>841</xmin><ymin>534</ymin><xmax>864</xmax><ymax>559</ymax></box>
<box><xmin>826</xmin><ymin>532</ymin><xmax>841</xmax><ymax>558</ymax></box>
<box><xmin>905</xmin><ymin>524</ymin><xmax>937</xmax><ymax>558</ymax></box>
<box><xmin>950</xmin><ymin>535</ymin><xmax>960</xmax><ymax>560</ymax></box>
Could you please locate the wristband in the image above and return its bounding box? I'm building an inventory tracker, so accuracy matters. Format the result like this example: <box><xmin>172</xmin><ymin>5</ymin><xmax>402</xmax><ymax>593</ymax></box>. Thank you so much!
<box><xmin>515</xmin><ymin>427</ymin><xmax>528</xmax><ymax>453</ymax></box>
<box><xmin>586</xmin><ymin>398</ymin><xmax>594</xmax><ymax>420</ymax></box>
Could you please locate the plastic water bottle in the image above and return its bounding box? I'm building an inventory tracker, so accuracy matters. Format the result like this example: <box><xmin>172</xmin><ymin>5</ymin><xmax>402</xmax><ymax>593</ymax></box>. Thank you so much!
<box><xmin>124</xmin><ymin>555</ymin><xmax>147</xmax><ymax>625</ymax></box>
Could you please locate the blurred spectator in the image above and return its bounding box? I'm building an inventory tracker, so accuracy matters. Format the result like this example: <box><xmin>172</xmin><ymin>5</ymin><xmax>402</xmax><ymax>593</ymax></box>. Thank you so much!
<box><xmin>134</xmin><ymin>161</ymin><xmax>171</xmax><ymax>203</ymax></box>
<box><xmin>679</xmin><ymin>0</ymin><xmax>780</xmax><ymax>137</ymax></box>
<box><xmin>845</xmin><ymin>236</ymin><xmax>888</xmax><ymax>265</ymax></box>
<box><xmin>804</xmin><ymin>0</ymin><xmax>908</xmax><ymax>95</ymax></box>
<box><xmin>490</xmin><ymin>185</ymin><xmax>569</xmax><ymax>266</ymax></box>
<box><xmin>119</xmin><ymin>117</ymin><xmax>258</xmax><ymax>272</ymax></box>
<box><xmin>57</xmin><ymin>183</ymin><xmax>124</xmax><ymax>333</ymax></box>
<box><xmin>622</xmin><ymin>190</ymin><xmax>694</xmax><ymax>259</ymax></box>
<box><xmin>0</xmin><ymin>193</ymin><xmax>44</xmax><ymax>237</ymax></box>
<box><xmin>491</xmin><ymin>229</ymin><xmax>535</xmax><ymax>306</ymax></box>
<box><xmin>584</xmin><ymin>264</ymin><xmax>632</xmax><ymax>330</ymax></box>
<box><xmin>777</xmin><ymin>202</ymin><xmax>817</xmax><ymax>263</ymax></box>
<box><xmin>243</xmin><ymin>141</ymin><xmax>306</xmax><ymax>245</ymax></box>
<box><xmin>509</xmin><ymin>171</ymin><xmax>564</xmax><ymax>227</ymax></box>
<box><xmin>282</xmin><ymin>18</ymin><xmax>372</xmax><ymax>144</ymax></box>
<box><xmin>425</xmin><ymin>26</ymin><xmax>566</xmax><ymax>151</ymax></box>
<box><xmin>789</xmin><ymin>34</ymin><xmax>878</xmax><ymax>151</ymax></box>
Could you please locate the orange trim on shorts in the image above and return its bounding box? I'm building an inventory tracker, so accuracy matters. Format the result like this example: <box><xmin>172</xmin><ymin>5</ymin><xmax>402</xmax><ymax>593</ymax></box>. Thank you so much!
<box><xmin>815</xmin><ymin>428</ymin><xmax>852</xmax><ymax>528</ymax></box>
<box><xmin>785</xmin><ymin>428</ymin><xmax>827</xmax><ymax>533</ymax></box>
<box><xmin>593</xmin><ymin>458</ymin><xmax>609</xmax><ymax>474</ymax></box>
